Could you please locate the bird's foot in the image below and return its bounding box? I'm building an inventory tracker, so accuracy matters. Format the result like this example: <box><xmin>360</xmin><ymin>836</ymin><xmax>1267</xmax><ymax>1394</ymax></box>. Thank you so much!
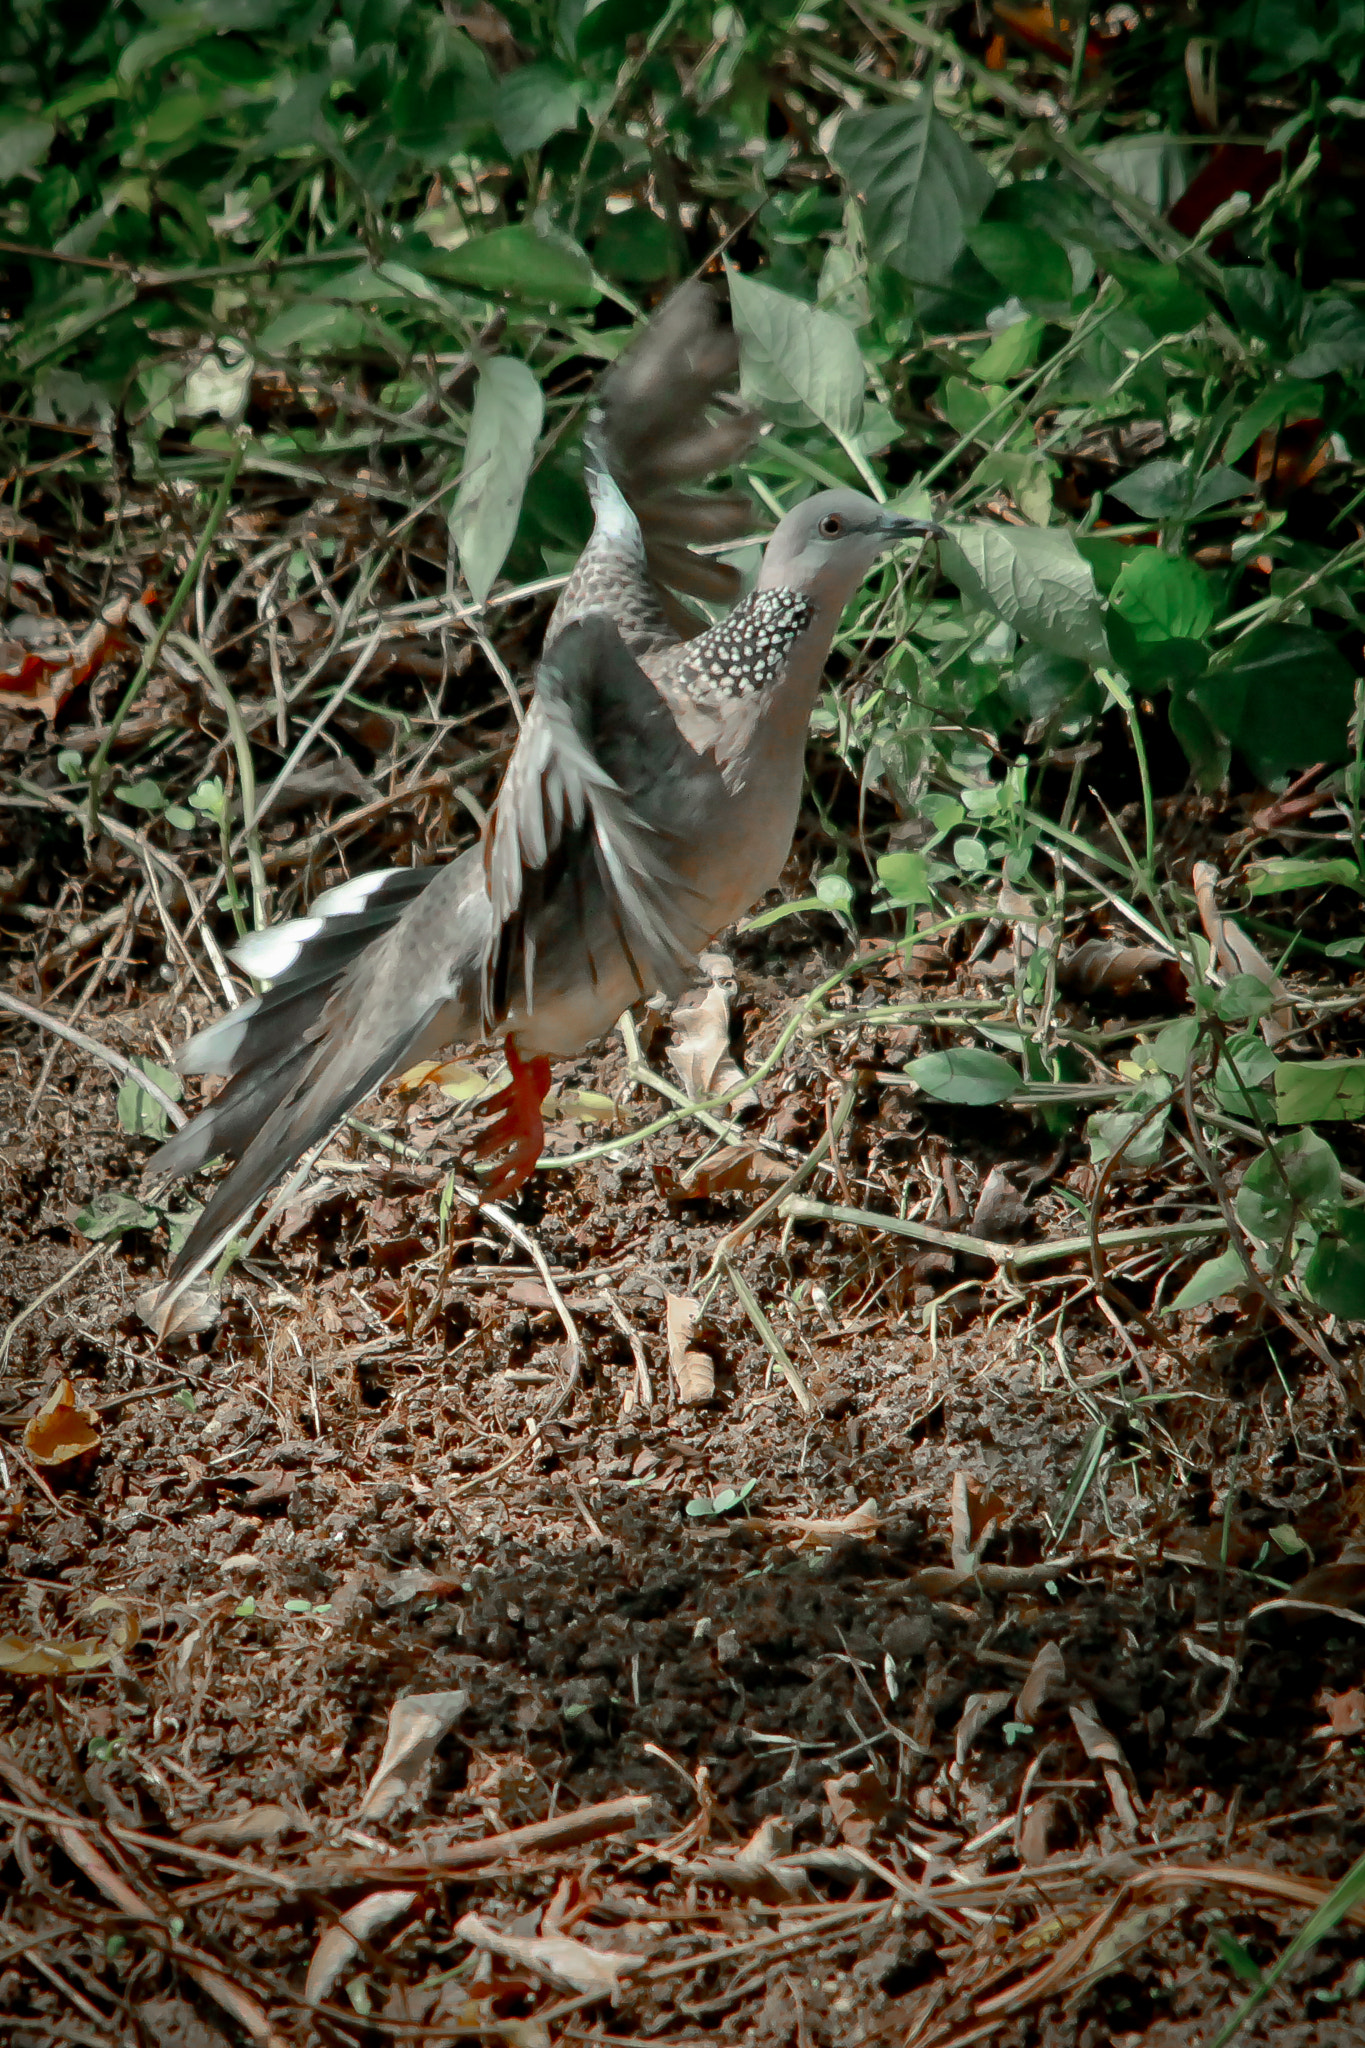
<box><xmin>472</xmin><ymin>1039</ymin><xmax>552</xmax><ymax>1201</ymax></box>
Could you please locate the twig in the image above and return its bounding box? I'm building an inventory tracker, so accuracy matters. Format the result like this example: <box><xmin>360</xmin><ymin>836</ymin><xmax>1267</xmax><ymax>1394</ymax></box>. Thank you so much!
<box><xmin>0</xmin><ymin>988</ymin><xmax>185</xmax><ymax>1126</ymax></box>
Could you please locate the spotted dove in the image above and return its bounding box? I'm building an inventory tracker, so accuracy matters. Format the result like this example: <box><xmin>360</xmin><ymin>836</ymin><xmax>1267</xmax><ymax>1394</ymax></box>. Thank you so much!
<box><xmin>146</xmin><ymin>282</ymin><xmax>941</xmax><ymax>1298</ymax></box>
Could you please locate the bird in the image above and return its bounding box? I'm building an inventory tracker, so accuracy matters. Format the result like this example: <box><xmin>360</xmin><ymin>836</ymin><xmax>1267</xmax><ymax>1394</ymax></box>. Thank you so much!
<box><xmin>144</xmin><ymin>281</ymin><xmax>942</xmax><ymax>1303</ymax></box>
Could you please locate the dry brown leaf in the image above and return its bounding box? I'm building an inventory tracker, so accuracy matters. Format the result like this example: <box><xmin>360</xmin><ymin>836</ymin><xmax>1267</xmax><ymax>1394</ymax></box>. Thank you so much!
<box><xmin>1057</xmin><ymin>937</ymin><xmax>1167</xmax><ymax>998</ymax></box>
<box><xmin>822</xmin><ymin>1766</ymin><xmax>889</xmax><ymax>1849</ymax></box>
<box><xmin>952</xmin><ymin>1689</ymin><xmax>1012</xmax><ymax>1767</ymax></box>
<box><xmin>1016</xmin><ymin>1639</ymin><xmax>1069</xmax><ymax>1723</ymax></box>
<box><xmin>455</xmin><ymin>1911</ymin><xmax>638</xmax><ymax>1995</ymax></box>
<box><xmin>24</xmin><ymin>1376</ymin><xmax>99</xmax><ymax>1467</ymax></box>
<box><xmin>665</xmin><ymin>1293</ymin><xmax>714</xmax><ymax>1405</ymax></box>
<box><xmin>666</xmin><ymin>952</ymin><xmax>757</xmax><ymax>1110</ymax></box>
<box><xmin>137</xmin><ymin>1282</ymin><xmax>222</xmax><ymax>1341</ymax></box>
<box><xmin>678</xmin><ymin>1142</ymin><xmax>789</xmax><ymax>1198</ymax></box>
<box><xmin>773</xmin><ymin>1499</ymin><xmax>882</xmax><ymax>1551</ymax></box>
<box><xmin>0</xmin><ymin>1602</ymin><xmax>138</xmax><ymax>1679</ymax></box>
<box><xmin>1192</xmin><ymin>859</ymin><xmax>1294</xmax><ymax>1044</ymax></box>
<box><xmin>357</xmin><ymin>1690</ymin><xmax>469</xmax><ymax>1820</ymax></box>
<box><xmin>306</xmin><ymin>1889</ymin><xmax>419</xmax><ymax>2004</ymax></box>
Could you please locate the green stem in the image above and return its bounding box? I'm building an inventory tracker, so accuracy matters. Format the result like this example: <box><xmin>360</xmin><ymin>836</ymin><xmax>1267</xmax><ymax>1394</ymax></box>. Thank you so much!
<box><xmin>88</xmin><ymin>442</ymin><xmax>244</xmax><ymax>832</ymax></box>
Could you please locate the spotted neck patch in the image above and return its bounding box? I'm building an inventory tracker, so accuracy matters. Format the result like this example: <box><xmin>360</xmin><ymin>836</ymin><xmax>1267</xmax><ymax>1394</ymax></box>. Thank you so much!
<box><xmin>659</xmin><ymin>587</ymin><xmax>814</xmax><ymax>702</ymax></box>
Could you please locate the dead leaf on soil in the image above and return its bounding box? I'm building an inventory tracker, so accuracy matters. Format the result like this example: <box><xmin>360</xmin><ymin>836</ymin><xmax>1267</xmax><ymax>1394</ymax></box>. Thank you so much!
<box><xmin>1016</xmin><ymin>1639</ymin><xmax>1069</xmax><ymax>1723</ymax></box>
<box><xmin>951</xmin><ymin>1689</ymin><xmax>1012</xmax><ymax>1768</ymax></box>
<box><xmin>306</xmin><ymin>1888</ymin><xmax>420</xmax><ymax>2004</ymax></box>
<box><xmin>665</xmin><ymin>1293</ymin><xmax>714</xmax><ymax>1405</ymax></box>
<box><xmin>770</xmin><ymin>1498</ymin><xmax>882</xmax><ymax>1550</ymax></box>
<box><xmin>455</xmin><ymin>1910</ymin><xmax>637</xmax><ymax>1995</ymax></box>
<box><xmin>666</xmin><ymin>952</ymin><xmax>757</xmax><ymax>1111</ymax></box>
<box><xmin>23</xmin><ymin>1376</ymin><xmax>99</xmax><ymax>1467</ymax></box>
<box><xmin>358</xmin><ymin>1690</ymin><xmax>469</xmax><ymax>1821</ymax></box>
<box><xmin>0</xmin><ymin>1601</ymin><xmax>139</xmax><ymax>1679</ymax></box>
<box><xmin>1057</xmin><ymin>937</ymin><xmax>1167</xmax><ymax>998</ymax></box>
<box><xmin>1192</xmin><ymin>859</ymin><xmax>1294</xmax><ymax>1044</ymax></box>
<box><xmin>1070</xmin><ymin>1699</ymin><xmax>1143</xmax><ymax>1832</ymax></box>
<box><xmin>823</xmin><ymin>1766</ymin><xmax>890</xmax><ymax>1849</ymax></box>
<box><xmin>181</xmin><ymin>1804</ymin><xmax>295</xmax><ymax>1848</ymax></box>
<box><xmin>136</xmin><ymin>1281</ymin><xmax>222</xmax><ymax>1342</ymax></box>
<box><xmin>677</xmin><ymin>1141</ymin><xmax>789</xmax><ymax>1198</ymax></box>
<box><xmin>682</xmin><ymin>1815</ymin><xmax>816</xmax><ymax>1903</ymax></box>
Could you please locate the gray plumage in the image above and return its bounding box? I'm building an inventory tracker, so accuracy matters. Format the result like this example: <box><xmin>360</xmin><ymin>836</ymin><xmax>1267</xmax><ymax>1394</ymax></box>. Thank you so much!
<box><xmin>145</xmin><ymin>281</ymin><xmax>941</xmax><ymax>1301</ymax></box>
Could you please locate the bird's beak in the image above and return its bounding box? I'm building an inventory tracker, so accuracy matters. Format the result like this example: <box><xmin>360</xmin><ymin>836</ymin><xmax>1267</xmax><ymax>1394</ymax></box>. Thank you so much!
<box><xmin>876</xmin><ymin>509</ymin><xmax>946</xmax><ymax>542</ymax></box>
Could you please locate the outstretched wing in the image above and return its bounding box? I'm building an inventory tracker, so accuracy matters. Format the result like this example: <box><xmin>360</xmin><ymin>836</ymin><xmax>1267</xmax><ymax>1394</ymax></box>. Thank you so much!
<box><xmin>480</xmin><ymin>613</ymin><xmax>715</xmax><ymax>1028</ymax></box>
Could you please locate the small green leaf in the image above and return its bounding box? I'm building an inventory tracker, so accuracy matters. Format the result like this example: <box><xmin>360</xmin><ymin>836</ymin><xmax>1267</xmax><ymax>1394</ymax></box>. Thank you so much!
<box><xmin>1237</xmin><ymin>1131</ymin><xmax>1341</xmax><ymax>1245</ymax></box>
<box><xmin>1224</xmin><ymin>380</ymin><xmax>1322</xmax><ymax>464</ymax></box>
<box><xmin>116</xmin><ymin>1056</ymin><xmax>183</xmax><ymax>1140</ymax></box>
<box><xmin>163</xmin><ymin>804</ymin><xmax>196</xmax><ymax>830</ymax></box>
<box><xmin>1195</xmin><ymin>627</ymin><xmax>1355</xmax><ymax>774</ymax></box>
<box><xmin>1276</xmin><ymin>1060</ymin><xmax>1365</xmax><ymax>1125</ymax></box>
<box><xmin>1243</xmin><ymin>856</ymin><xmax>1364</xmax><ymax>898</ymax></box>
<box><xmin>235</xmin><ymin>1597</ymin><xmax>256</xmax><ymax>1618</ymax></box>
<box><xmin>189</xmin><ymin>776</ymin><xmax>225</xmax><ymax>817</ymax></box>
<box><xmin>492</xmin><ymin>63</ymin><xmax>582</xmax><ymax>154</ymax></box>
<box><xmin>876</xmin><ymin>851</ymin><xmax>931</xmax><ymax>907</ymax></box>
<box><xmin>1171</xmin><ymin>1248</ymin><xmax>1246</xmax><ymax>1310</ymax></box>
<box><xmin>815</xmin><ymin>871</ymin><xmax>855</xmax><ymax>910</ymax></box>
<box><xmin>0</xmin><ymin>118</ymin><xmax>54</xmax><ymax>183</ymax></box>
<box><xmin>1289</xmin><ymin>296</ymin><xmax>1365</xmax><ymax>377</ymax></box>
<box><xmin>972</xmin><ymin>316</ymin><xmax>1044</xmax><ymax>383</ymax></box>
<box><xmin>968</xmin><ymin>221</ymin><xmax>1073</xmax><ymax>304</ymax></box>
<box><xmin>905</xmin><ymin>1048</ymin><xmax>1020</xmax><ymax>1105</ymax></box>
<box><xmin>412</xmin><ymin>225</ymin><xmax>598</xmax><ymax>305</ymax></box>
<box><xmin>57</xmin><ymin>748</ymin><xmax>84</xmax><ymax>782</ymax></box>
<box><xmin>115</xmin><ymin>779</ymin><xmax>165</xmax><ymax>812</ymax></box>
<box><xmin>451</xmin><ymin>355</ymin><xmax>544</xmax><ymax>603</ymax></box>
<box><xmin>74</xmin><ymin>1191</ymin><xmax>160</xmax><ymax>1241</ymax></box>
<box><xmin>1152</xmin><ymin>1017</ymin><xmax>1200</xmax><ymax>1077</ymax></box>
<box><xmin>1304</xmin><ymin>1209</ymin><xmax>1365</xmax><ymax>1319</ymax></box>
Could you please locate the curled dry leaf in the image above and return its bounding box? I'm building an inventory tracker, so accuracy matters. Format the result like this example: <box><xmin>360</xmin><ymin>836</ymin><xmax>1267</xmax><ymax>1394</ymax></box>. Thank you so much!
<box><xmin>1057</xmin><ymin>937</ymin><xmax>1167</xmax><ymax>998</ymax></box>
<box><xmin>952</xmin><ymin>1689</ymin><xmax>1012</xmax><ymax>1768</ymax></box>
<box><xmin>138</xmin><ymin>1282</ymin><xmax>222</xmax><ymax>1342</ymax></box>
<box><xmin>0</xmin><ymin>1602</ymin><xmax>139</xmax><ymax>1679</ymax></box>
<box><xmin>1192</xmin><ymin>858</ymin><xmax>1294</xmax><ymax>1044</ymax></box>
<box><xmin>677</xmin><ymin>1141</ymin><xmax>789</xmax><ymax>1198</ymax></box>
<box><xmin>357</xmin><ymin>1689</ymin><xmax>469</xmax><ymax>1821</ymax></box>
<box><xmin>455</xmin><ymin>1910</ymin><xmax>637</xmax><ymax>1996</ymax></box>
<box><xmin>665</xmin><ymin>1293</ymin><xmax>714</xmax><ymax>1405</ymax></box>
<box><xmin>1070</xmin><ymin>1699</ymin><xmax>1142</xmax><ymax>1832</ymax></box>
<box><xmin>0</xmin><ymin>595</ymin><xmax>136</xmax><ymax>720</ymax></box>
<box><xmin>667</xmin><ymin>952</ymin><xmax>758</xmax><ymax>1111</ymax></box>
<box><xmin>772</xmin><ymin>1498</ymin><xmax>882</xmax><ymax>1551</ymax></box>
<box><xmin>682</xmin><ymin>1815</ymin><xmax>816</xmax><ymax>1903</ymax></box>
<box><xmin>823</xmin><ymin>1765</ymin><xmax>889</xmax><ymax>1849</ymax></box>
<box><xmin>1016</xmin><ymin>1639</ymin><xmax>1069</xmax><ymax>1723</ymax></box>
<box><xmin>306</xmin><ymin>1889</ymin><xmax>419</xmax><ymax>2005</ymax></box>
<box><xmin>23</xmin><ymin>1376</ymin><xmax>99</xmax><ymax>1468</ymax></box>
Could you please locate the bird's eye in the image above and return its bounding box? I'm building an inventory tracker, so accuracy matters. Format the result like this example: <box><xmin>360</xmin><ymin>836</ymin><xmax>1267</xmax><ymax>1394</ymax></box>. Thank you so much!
<box><xmin>819</xmin><ymin>514</ymin><xmax>844</xmax><ymax>538</ymax></box>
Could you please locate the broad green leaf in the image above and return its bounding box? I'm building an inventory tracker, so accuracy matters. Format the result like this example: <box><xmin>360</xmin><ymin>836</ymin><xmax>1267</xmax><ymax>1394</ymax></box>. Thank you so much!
<box><xmin>593</xmin><ymin>207</ymin><xmax>678</xmax><ymax>283</ymax></box>
<box><xmin>815</xmin><ymin>871</ymin><xmax>855</xmax><ymax>911</ymax></box>
<box><xmin>729</xmin><ymin>275</ymin><xmax>864</xmax><ymax>440</ymax></box>
<box><xmin>1089</xmin><ymin>132</ymin><xmax>1188</xmax><ymax>213</ymax></box>
<box><xmin>905</xmin><ymin>1048</ymin><xmax>1019</xmax><ymax>1105</ymax></box>
<box><xmin>115</xmin><ymin>779</ymin><xmax>165</xmax><ymax>811</ymax></box>
<box><xmin>1087</xmin><ymin>1084</ymin><xmax>1171</xmax><ymax>1170</ymax></box>
<box><xmin>413</xmin><ymin>226</ymin><xmax>598</xmax><ymax>305</ymax></box>
<box><xmin>256</xmin><ymin>300</ymin><xmax>368</xmax><ymax>354</ymax></box>
<box><xmin>1237</xmin><ymin>1131</ymin><xmax>1341</xmax><ymax>1245</ymax></box>
<box><xmin>451</xmin><ymin>355</ymin><xmax>544</xmax><ymax>602</ymax></box>
<box><xmin>972</xmin><ymin>317</ymin><xmax>1044</xmax><ymax>383</ymax></box>
<box><xmin>1194</xmin><ymin>627</ymin><xmax>1355</xmax><ymax>772</ymax></box>
<box><xmin>1171</xmin><ymin>1248</ymin><xmax>1246</xmax><ymax>1310</ymax></box>
<box><xmin>876</xmin><ymin>851</ymin><xmax>931</xmax><ymax>907</ymax></box>
<box><xmin>1109</xmin><ymin>461</ymin><xmax>1252</xmax><ymax>522</ymax></box>
<box><xmin>1224</xmin><ymin>380</ymin><xmax>1323</xmax><ymax>464</ymax></box>
<box><xmin>940</xmin><ymin>524</ymin><xmax>1108</xmax><ymax>665</ymax></box>
<box><xmin>1212</xmin><ymin>1032</ymin><xmax>1279</xmax><ymax>1112</ymax></box>
<box><xmin>116</xmin><ymin>1057</ymin><xmax>183</xmax><ymax>1141</ymax></box>
<box><xmin>0</xmin><ymin>119</ymin><xmax>54</xmax><ymax>184</ymax></box>
<box><xmin>831</xmin><ymin>96</ymin><xmax>993</xmax><ymax>286</ymax></box>
<box><xmin>941</xmin><ymin>377</ymin><xmax>1011</xmax><ymax>443</ymax></box>
<box><xmin>1276</xmin><ymin>1060</ymin><xmax>1365</xmax><ymax>1124</ymax></box>
<box><xmin>1289</xmin><ymin>296</ymin><xmax>1365</xmax><ymax>377</ymax></box>
<box><xmin>1152</xmin><ymin>1017</ymin><xmax>1200</xmax><ymax>1077</ymax></box>
<box><xmin>75</xmin><ymin>1191</ymin><xmax>160</xmax><ymax>1241</ymax></box>
<box><xmin>1243</xmin><ymin>856</ymin><xmax>1364</xmax><ymax>898</ymax></box>
<box><xmin>493</xmin><ymin>64</ymin><xmax>582</xmax><ymax>154</ymax></box>
<box><xmin>1110</xmin><ymin>552</ymin><xmax>1215</xmax><ymax>642</ymax></box>
<box><xmin>967</xmin><ymin>222</ymin><xmax>1073</xmax><ymax>305</ymax></box>
<box><xmin>1304</xmin><ymin>1209</ymin><xmax>1365</xmax><ymax>1320</ymax></box>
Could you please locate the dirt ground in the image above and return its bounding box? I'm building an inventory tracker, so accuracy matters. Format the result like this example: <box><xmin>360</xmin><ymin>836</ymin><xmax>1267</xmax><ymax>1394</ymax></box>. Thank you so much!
<box><xmin>6</xmin><ymin>838</ymin><xmax>1365</xmax><ymax>2046</ymax></box>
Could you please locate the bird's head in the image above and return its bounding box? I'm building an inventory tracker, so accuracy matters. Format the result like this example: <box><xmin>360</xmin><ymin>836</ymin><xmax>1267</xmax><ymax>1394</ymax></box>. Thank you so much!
<box><xmin>756</xmin><ymin>488</ymin><xmax>942</xmax><ymax>614</ymax></box>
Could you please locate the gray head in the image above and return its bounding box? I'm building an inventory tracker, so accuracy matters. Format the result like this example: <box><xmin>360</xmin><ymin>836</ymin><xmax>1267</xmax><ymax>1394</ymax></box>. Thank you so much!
<box><xmin>756</xmin><ymin>488</ymin><xmax>941</xmax><ymax>613</ymax></box>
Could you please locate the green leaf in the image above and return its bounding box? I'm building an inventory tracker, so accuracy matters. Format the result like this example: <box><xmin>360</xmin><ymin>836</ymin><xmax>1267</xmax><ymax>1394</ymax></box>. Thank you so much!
<box><xmin>1224</xmin><ymin>380</ymin><xmax>1323</xmax><ymax>464</ymax></box>
<box><xmin>729</xmin><ymin>274</ymin><xmax>865</xmax><ymax>441</ymax></box>
<box><xmin>1152</xmin><ymin>1017</ymin><xmax>1201</xmax><ymax>1077</ymax></box>
<box><xmin>831</xmin><ymin>96</ymin><xmax>993</xmax><ymax>286</ymax></box>
<box><xmin>1109</xmin><ymin>461</ymin><xmax>1252</xmax><ymax>522</ymax></box>
<box><xmin>116</xmin><ymin>1057</ymin><xmax>183</xmax><ymax>1141</ymax></box>
<box><xmin>1110</xmin><ymin>552</ymin><xmax>1215</xmax><ymax>643</ymax></box>
<box><xmin>74</xmin><ymin>1191</ymin><xmax>160</xmax><ymax>1241</ymax></box>
<box><xmin>1276</xmin><ymin>1060</ymin><xmax>1365</xmax><ymax>1125</ymax></box>
<box><xmin>1243</xmin><ymin>856</ymin><xmax>1364</xmax><ymax>898</ymax></box>
<box><xmin>1303</xmin><ymin>1209</ymin><xmax>1365</xmax><ymax>1319</ymax></box>
<box><xmin>905</xmin><ymin>1048</ymin><xmax>1019</xmax><ymax>1105</ymax></box>
<box><xmin>972</xmin><ymin>317</ymin><xmax>1044</xmax><ymax>383</ymax></box>
<box><xmin>1171</xmin><ymin>1248</ymin><xmax>1246</xmax><ymax>1310</ymax></box>
<box><xmin>118</xmin><ymin>21</ymin><xmax>208</xmax><ymax>85</ymax></box>
<box><xmin>1289</xmin><ymin>296</ymin><xmax>1365</xmax><ymax>377</ymax></box>
<box><xmin>814</xmin><ymin>871</ymin><xmax>855</xmax><ymax>911</ymax></box>
<box><xmin>1194</xmin><ymin>627</ymin><xmax>1355</xmax><ymax>772</ymax></box>
<box><xmin>1237</xmin><ymin>1131</ymin><xmax>1341</xmax><ymax>1245</ymax></box>
<box><xmin>940</xmin><ymin>524</ymin><xmax>1108</xmax><ymax>665</ymax></box>
<box><xmin>1212</xmin><ymin>1031</ymin><xmax>1279</xmax><ymax>1111</ymax></box>
<box><xmin>256</xmin><ymin>300</ymin><xmax>369</xmax><ymax>355</ymax></box>
<box><xmin>412</xmin><ymin>226</ymin><xmax>598</xmax><ymax>305</ymax></box>
<box><xmin>492</xmin><ymin>63</ymin><xmax>582</xmax><ymax>154</ymax></box>
<box><xmin>876</xmin><ymin>851</ymin><xmax>931</xmax><ymax>907</ymax></box>
<box><xmin>115</xmin><ymin>779</ymin><xmax>165</xmax><ymax>811</ymax></box>
<box><xmin>1087</xmin><ymin>1087</ymin><xmax>1170</xmax><ymax>1170</ymax></box>
<box><xmin>0</xmin><ymin>118</ymin><xmax>54</xmax><ymax>184</ymax></box>
<box><xmin>593</xmin><ymin>207</ymin><xmax>678</xmax><ymax>283</ymax></box>
<box><xmin>451</xmin><ymin>356</ymin><xmax>544</xmax><ymax>603</ymax></box>
<box><xmin>967</xmin><ymin>222</ymin><xmax>1073</xmax><ymax>305</ymax></box>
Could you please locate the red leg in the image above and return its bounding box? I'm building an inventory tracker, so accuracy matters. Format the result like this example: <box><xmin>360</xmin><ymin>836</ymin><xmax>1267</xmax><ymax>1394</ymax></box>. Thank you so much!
<box><xmin>471</xmin><ymin>1037</ymin><xmax>552</xmax><ymax>1200</ymax></box>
